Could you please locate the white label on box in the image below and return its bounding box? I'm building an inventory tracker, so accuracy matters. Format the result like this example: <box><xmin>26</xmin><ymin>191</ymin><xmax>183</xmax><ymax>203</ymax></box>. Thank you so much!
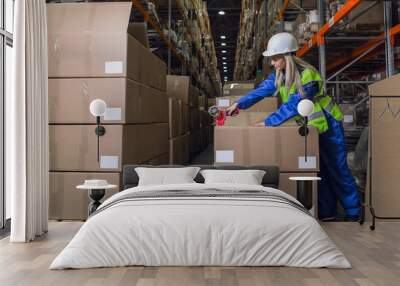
<box><xmin>218</xmin><ymin>99</ymin><xmax>231</xmax><ymax>107</ymax></box>
<box><xmin>103</xmin><ymin>108</ymin><xmax>122</xmax><ymax>121</ymax></box>
<box><xmin>223</xmin><ymin>90</ymin><xmax>229</xmax><ymax>95</ymax></box>
<box><xmin>100</xmin><ymin>156</ymin><xmax>119</xmax><ymax>169</ymax></box>
<box><xmin>105</xmin><ymin>61</ymin><xmax>123</xmax><ymax>74</ymax></box>
<box><xmin>215</xmin><ymin>150</ymin><xmax>234</xmax><ymax>163</ymax></box>
<box><xmin>298</xmin><ymin>156</ymin><xmax>317</xmax><ymax>169</ymax></box>
<box><xmin>343</xmin><ymin>115</ymin><xmax>354</xmax><ymax>123</ymax></box>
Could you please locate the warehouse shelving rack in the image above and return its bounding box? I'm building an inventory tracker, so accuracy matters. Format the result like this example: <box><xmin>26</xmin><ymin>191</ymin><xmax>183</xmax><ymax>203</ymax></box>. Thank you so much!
<box><xmin>131</xmin><ymin>0</ymin><xmax>221</xmax><ymax>98</ymax></box>
<box><xmin>235</xmin><ymin>0</ymin><xmax>400</xmax><ymax>230</ymax></box>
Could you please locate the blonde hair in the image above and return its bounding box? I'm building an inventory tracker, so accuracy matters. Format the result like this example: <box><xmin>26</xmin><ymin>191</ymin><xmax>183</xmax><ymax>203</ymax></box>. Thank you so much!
<box><xmin>275</xmin><ymin>54</ymin><xmax>318</xmax><ymax>96</ymax></box>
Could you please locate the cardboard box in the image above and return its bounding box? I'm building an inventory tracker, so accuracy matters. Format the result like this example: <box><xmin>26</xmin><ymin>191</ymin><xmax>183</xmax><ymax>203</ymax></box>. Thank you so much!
<box><xmin>49</xmin><ymin>123</ymin><xmax>169</xmax><ymax>172</ymax></box>
<box><xmin>217</xmin><ymin>96</ymin><xmax>278</xmax><ymax>112</ymax></box>
<box><xmin>223</xmin><ymin>83</ymin><xmax>255</xmax><ymax>96</ymax></box>
<box><xmin>49</xmin><ymin>78</ymin><xmax>168</xmax><ymax>124</ymax></box>
<box><xmin>189</xmin><ymin>86</ymin><xmax>200</xmax><ymax>108</ymax></box>
<box><xmin>47</xmin><ymin>2</ymin><xmax>166</xmax><ymax>91</ymax></box>
<box><xmin>223</xmin><ymin>82</ymin><xmax>255</xmax><ymax>90</ymax></box>
<box><xmin>189</xmin><ymin>108</ymin><xmax>201</xmax><ymax>130</ymax></box>
<box><xmin>169</xmin><ymin>98</ymin><xmax>182</xmax><ymax>138</ymax></box>
<box><xmin>128</xmin><ymin>22</ymin><xmax>150</xmax><ymax>48</ymax></box>
<box><xmin>199</xmin><ymin>96</ymin><xmax>208</xmax><ymax>110</ymax></box>
<box><xmin>167</xmin><ymin>75</ymin><xmax>190</xmax><ymax>105</ymax></box>
<box><xmin>190</xmin><ymin>130</ymin><xmax>202</xmax><ymax>157</ymax></box>
<box><xmin>368</xmin><ymin>73</ymin><xmax>400</xmax><ymax>96</ymax></box>
<box><xmin>169</xmin><ymin>135</ymin><xmax>186</xmax><ymax>164</ymax></box>
<box><xmin>224</xmin><ymin>112</ymin><xmax>297</xmax><ymax>127</ymax></box>
<box><xmin>348</xmin><ymin>1</ymin><xmax>383</xmax><ymax>29</ymax></box>
<box><xmin>339</xmin><ymin>104</ymin><xmax>357</xmax><ymax>129</ymax></box>
<box><xmin>224</xmin><ymin>112</ymin><xmax>268</xmax><ymax>127</ymax></box>
<box><xmin>181</xmin><ymin>103</ymin><xmax>189</xmax><ymax>134</ymax></box>
<box><xmin>368</xmin><ymin>78</ymin><xmax>400</xmax><ymax>217</ymax></box>
<box><xmin>49</xmin><ymin>172</ymin><xmax>120</xmax><ymax>220</ymax></box>
<box><xmin>214</xmin><ymin>126</ymin><xmax>319</xmax><ymax>172</ymax></box>
<box><xmin>207</xmin><ymin>98</ymin><xmax>216</xmax><ymax>108</ymax></box>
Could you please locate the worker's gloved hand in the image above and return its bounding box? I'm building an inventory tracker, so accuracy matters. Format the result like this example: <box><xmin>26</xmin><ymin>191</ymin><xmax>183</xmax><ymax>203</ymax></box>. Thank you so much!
<box><xmin>226</xmin><ymin>103</ymin><xmax>239</xmax><ymax>116</ymax></box>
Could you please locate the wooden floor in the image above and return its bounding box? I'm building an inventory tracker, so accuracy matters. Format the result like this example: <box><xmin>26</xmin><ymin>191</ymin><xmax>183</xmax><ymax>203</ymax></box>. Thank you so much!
<box><xmin>0</xmin><ymin>221</ymin><xmax>399</xmax><ymax>286</ymax></box>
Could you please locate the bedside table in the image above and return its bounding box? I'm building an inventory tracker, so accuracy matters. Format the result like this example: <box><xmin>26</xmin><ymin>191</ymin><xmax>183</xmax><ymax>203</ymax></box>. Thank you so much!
<box><xmin>289</xmin><ymin>176</ymin><xmax>321</xmax><ymax>214</ymax></box>
<box><xmin>77</xmin><ymin>180</ymin><xmax>117</xmax><ymax>216</ymax></box>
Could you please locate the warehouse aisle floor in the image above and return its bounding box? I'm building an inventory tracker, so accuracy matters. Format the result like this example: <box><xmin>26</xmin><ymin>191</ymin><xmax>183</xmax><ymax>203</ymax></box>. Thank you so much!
<box><xmin>1</xmin><ymin>221</ymin><xmax>399</xmax><ymax>286</ymax></box>
<box><xmin>189</xmin><ymin>144</ymin><xmax>214</xmax><ymax>165</ymax></box>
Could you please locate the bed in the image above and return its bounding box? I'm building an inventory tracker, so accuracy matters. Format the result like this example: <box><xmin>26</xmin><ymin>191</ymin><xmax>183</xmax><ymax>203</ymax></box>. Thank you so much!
<box><xmin>50</xmin><ymin>165</ymin><xmax>351</xmax><ymax>269</ymax></box>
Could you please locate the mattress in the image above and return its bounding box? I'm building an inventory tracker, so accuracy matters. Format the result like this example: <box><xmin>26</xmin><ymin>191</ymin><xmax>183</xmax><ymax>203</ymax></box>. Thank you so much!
<box><xmin>50</xmin><ymin>183</ymin><xmax>350</xmax><ymax>269</ymax></box>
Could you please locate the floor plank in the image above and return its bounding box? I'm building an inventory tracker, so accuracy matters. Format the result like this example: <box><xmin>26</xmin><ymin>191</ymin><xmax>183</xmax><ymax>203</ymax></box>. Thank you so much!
<box><xmin>0</xmin><ymin>221</ymin><xmax>399</xmax><ymax>286</ymax></box>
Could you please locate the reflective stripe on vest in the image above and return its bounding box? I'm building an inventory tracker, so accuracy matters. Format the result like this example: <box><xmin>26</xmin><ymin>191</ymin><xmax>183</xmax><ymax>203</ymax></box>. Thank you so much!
<box><xmin>308</xmin><ymin>110</ymin><xmax>325</xmax><ymax>121</ymax></box>
<box><xmin>324</xmin><ymin>98</ymin><xmax>334</xmax><ymax>112</ymax></box>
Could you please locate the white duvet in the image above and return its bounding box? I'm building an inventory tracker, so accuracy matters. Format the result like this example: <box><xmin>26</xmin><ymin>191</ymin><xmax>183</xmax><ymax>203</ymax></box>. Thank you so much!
<box><xmin>50</xmin><ymin>183</ymin><xmax>351</xmax><ymax>269</ymax></box>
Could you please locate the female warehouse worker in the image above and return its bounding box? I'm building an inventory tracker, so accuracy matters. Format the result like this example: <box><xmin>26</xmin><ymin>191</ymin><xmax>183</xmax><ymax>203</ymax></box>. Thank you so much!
<box><xmin>226</xmin><ymin>32</ymin><xmax>361</xmax><ymax>221</ymax></box>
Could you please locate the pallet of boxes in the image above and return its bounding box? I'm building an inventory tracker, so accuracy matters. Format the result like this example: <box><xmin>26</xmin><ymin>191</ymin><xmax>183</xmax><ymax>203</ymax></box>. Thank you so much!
<box><xmin>166</xmin><ymin>75</ymin><xmax>190</xmax><ymax>165</ymax></box>
<box><xmin>47</xmin><ymin>2</ymin><xmax>169</xmax><ymax>220</ymax></box>
<box><xmin>214</xmin><ymin>82</ymin><xmax>320</xmax><ymax>214</ymax></box>
<box><xmin>167</xmin><ymin>76</ymin><xmax>213</xmax><ymax>164</ymax></box>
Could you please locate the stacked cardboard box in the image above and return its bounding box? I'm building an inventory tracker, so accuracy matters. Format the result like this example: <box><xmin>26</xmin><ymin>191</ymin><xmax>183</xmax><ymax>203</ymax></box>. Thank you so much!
<box><xmin>216</xmin><ymin>93</ymin><xmax>278</xmax><ymax>127</ymax></box>
<box><xmin>346</xmin><ymin>1</ymin><xmax>383</xmax><ymax>31</ymax></box>
<box><xmin>368</xmin><ymin>74</ymin><xmax>400</xmax><ymax>218</ymax></box>
<box><xmin>167</xmin><ymin>75</ymin><xmax>190</xmax><ymax>164</ymax></box>
<box><xmin>167</xmin><ymin>75</ymin><xmax>213</xmax><ymax>161</ymax></box>
<box><xmin>214</xmin><ymin>126</ymin><xmax>320</xmax><ymax>198</ymax></box>
<box><xmin>47</xmin><ymin>2</ymin><xmax>169</xmax><ymax>220</ymax></box>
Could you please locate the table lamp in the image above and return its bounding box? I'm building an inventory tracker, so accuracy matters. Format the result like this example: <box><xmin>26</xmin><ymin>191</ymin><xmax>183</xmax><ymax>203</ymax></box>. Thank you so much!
<box><xmin>297</xmin><ymin>99</ymin><xmax>314</xmax><ymax>162</ymax></box>
<box><xmin>89</xmin><ymin>99</ymin><xmax>107</xmax><ymax>162</ymax></box>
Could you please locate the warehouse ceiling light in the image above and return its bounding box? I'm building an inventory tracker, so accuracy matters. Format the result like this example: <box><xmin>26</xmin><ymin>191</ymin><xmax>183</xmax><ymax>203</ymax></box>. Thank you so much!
<box><xmin>218</xmin><ymin>10</ymin><xmax>225</xmax><ymax>15</ymax></box>
<box><xmin>221</xmin><ymin>43</ymin><xmax>226</xmax><ymax>46</ymax></box>
<box><xmin>220</xmin><ymin>35</ymin><xmax>226</xmax><ymax>39</ymax></box>
<box><xmin>222</xmin><ymin>50</ymin><xmax>227</xmax><ymax>53</ymax></box>
<box><xmin>223</xmin><ymin>62</ymin><xmax>227</xmax><ymax>65</ymax></box>
<box><xmin>222</xmin><ymin>57</ymin><xmax>227</xmax><ymax>60</ymax></box>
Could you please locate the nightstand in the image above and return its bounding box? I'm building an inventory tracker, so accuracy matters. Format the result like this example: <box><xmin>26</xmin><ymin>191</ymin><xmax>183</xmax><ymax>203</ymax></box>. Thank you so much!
<box><xmin>289</xmin><ymin>176</ymin><xmax>321</xmax><ymax>215</ymax></box>
<box><xmin>77</xmin><ymin>180</ymin><xmax>117</xmax><ymax>216</ymax></box>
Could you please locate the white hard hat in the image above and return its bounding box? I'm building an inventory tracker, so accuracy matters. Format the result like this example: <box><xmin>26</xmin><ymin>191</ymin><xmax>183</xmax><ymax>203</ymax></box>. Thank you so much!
<box><xmin>263</xmin><ymin>32</ymin><xmax>299</xmax><ymax>57</ymax></box>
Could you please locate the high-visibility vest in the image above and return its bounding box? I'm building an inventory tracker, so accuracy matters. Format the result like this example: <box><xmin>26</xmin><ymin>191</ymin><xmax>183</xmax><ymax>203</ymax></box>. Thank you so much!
<box><xmin>278</xmin><ymin>68</ymin><xmax>343</xmax><ymax>133</ymax></box>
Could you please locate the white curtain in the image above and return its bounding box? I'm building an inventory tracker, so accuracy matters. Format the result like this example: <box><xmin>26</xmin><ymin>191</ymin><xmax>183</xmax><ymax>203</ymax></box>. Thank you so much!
<box><xmin>8</xmin><ymin>0</ymin><xmax>49</xmax><ymax>242</ymax></box>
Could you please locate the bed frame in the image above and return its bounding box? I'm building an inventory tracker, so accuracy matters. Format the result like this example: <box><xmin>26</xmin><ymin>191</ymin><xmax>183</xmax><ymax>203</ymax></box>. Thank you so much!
<box><xmin>122</xmin><ymin>165</ymin><xmax>280</xmax><ymax>190</ymax></box>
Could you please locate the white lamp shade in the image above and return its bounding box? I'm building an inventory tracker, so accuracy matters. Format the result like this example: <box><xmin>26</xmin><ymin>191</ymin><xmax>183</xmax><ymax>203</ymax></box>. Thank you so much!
<box><xmin>297</xmin><ymin>99</ymin><xmax>314</xmax><ymax>117</ymax></box>
<box><xmin>89</xmin><ymin>99</ymin><xmax>107</xmax><ymax>117</ymax></box>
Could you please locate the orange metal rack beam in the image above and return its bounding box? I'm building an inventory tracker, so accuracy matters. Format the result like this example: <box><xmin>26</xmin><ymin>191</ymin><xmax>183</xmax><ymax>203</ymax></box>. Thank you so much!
<box><xmin>131</xmin><ymin>0</ymin><xmax>185</xmax><ymax>64</ymax></box>
<box><xmin>297</xmin><ymin>0</ymin><xmax>362</xmax><ymax>57</ymax></box>
<box><xmin>327</xmin><ymin>24</ymin><xmax>400</xmax><ymax>72</ymax></box>
<box><xmin>278</xmin><ymin>0</ymin><xmax>290</xmax><ymax>21</ymax></box>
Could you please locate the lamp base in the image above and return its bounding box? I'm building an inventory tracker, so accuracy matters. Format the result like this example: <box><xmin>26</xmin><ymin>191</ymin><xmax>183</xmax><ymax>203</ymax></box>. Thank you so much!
<box><xmin>95</xmin><ymin>126</ymin><xmax>106</xmax><ymax>136</ymax></box>
<box><xmin>298</xmin><ymin>125</ymin><xmax>309</xmax><ymax>137</ymax></box>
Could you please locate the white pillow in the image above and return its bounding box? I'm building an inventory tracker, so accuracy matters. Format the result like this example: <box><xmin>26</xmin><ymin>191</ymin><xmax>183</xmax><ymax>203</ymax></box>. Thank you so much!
<box><xmin>135</xmin><ymin>167</ymin><xmax>201</xmax><ymax>186</ymax></box>
<box><xmin>200</xmin><ymin>169</ymin><xmax>266</xmax><ymax>185</ymax></box>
